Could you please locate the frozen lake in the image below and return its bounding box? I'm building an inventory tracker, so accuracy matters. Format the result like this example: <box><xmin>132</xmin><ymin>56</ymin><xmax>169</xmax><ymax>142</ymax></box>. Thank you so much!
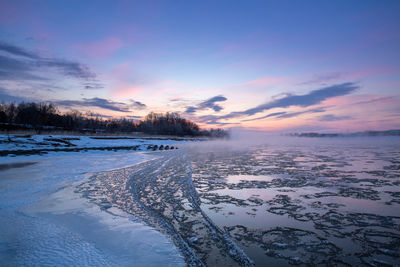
<box><xmin>1</xmin><ymin>135</ymin><xmax>399</xmax><ymax>266</ymax></box>
<box><xmin>188</xmin><ymin>136</ymin><xmax>400</xmax><ymax>266</ymax></box>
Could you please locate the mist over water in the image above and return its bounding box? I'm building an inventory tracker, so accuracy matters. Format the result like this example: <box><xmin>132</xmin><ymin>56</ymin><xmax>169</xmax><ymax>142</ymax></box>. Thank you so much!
<box><xmin>184</xmin><ymin>135</ymin><xmax>400</xmax><ymax>266</ymax></box>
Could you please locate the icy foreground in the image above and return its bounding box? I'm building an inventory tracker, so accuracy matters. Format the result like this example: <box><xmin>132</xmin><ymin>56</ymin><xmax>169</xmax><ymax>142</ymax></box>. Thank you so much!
<box><xmin>0</xmin><ymin>149</ymin><xmax>186</xmax><ymax>266</ymax></box>
<box><xmin>0</xmin><ymin>134</ymin><xmax>185</xmax><ymax>156</ymax></box>
<box><xmin>3</xmin><ymin>135</ymin><xmax>399</xmax><ymax>266</ymax></box>
<box><xmin>77</xmin><ymin>150</ymin><xmax>253</xmax><ymax>266</ymax></box>
<box><xmin>0</xmin><ymin>135</ymin><xmax>253</xmax><ymax>267</ymax></box>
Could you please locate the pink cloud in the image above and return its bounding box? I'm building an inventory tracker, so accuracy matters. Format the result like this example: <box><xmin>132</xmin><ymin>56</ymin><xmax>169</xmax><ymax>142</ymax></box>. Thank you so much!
<box><xmin>223</xmin><ymin>75</ymin><xmax>293</xmax><ymax>94</ymax></box>
<box><xmin>113</xmin><ymin>83</ymin><xmax>143</xmax><ymax>98</ymax></box>
<box><xmin>322</xmin><ymin>94</ymin><xmax>397</xmax><ymax>107</ymax></box>
<box><xmin>107</xmin><ymin>63</ymin><xmax>179</xmax><ymax>98</ymax></box>
<box><xmin>341</xmin><ymin>66</ymin><xmax>397</xmax><ymax>81</ymax></box>
<box><xmin>240</xmin><ymin>76</ymin><xmax>284</xmax><ymax>87</ymax></box>
<box><xmin>75</xmin><ymin>37</ymin><xmax>124</xmax><ymax>59</ymax></box>
<box><xmin>109</xmin><ymin>62</ymin><xmax>131</xmax><ymax>78</ymax></box>
<box><xmin>106</xmin><ymin>62</ymin><xmax>161</xmax><ymax>98</ymax></box>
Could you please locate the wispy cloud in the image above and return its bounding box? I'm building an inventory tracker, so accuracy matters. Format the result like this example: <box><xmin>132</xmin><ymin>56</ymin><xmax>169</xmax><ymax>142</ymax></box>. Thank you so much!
<box><xmin>129</xmin><ymin>99</ymin><xmax>147</xmax><ymax>110</ymax></box>
<box><xmin>0</xmin><ymin>41</ymin><xmax>96</xmax><ymax>81</ymax></box>
<box><xmin>197</xmin><ymin>114</ymin><xmax>240</xmax><ymax>126</ymax></box>
<box><xmin>318</xmin><ymin>114</ymin><xmax>352</xmax><ymax>121</ymax></box>
<box><xmin>126</xmin><ymin>115</ymin><xmax>143</xmax><ymax>121</ymax></box>
<box><xmin>185</xmin><ymin>95</ymin><xmax>227</xmax><ymax>113</ymax></box>
<box><xmin>75</xmin><ymin>37</ymin><xmax>124</xmax><ymax>59</ymax></box>
<box><xmin>197</xmin><ymin>83</ymin><xmax>358</xmax><ymax>125</ymax></box>
<box><xmin>353</xmin><ymin>96</ymin><xmax>394</xmax><ymax>105</ymax></box>
<box><xmin>242</xmin><ymin>112</ymin><xmax>287</xmax><ymax>122</ymax></box>
<box><xmin>87</xmin><ymin>113</ymin><xmax>113</xmax><ymax>118</ymax></box>
<box><xmin>54</xmin><ymin>97</ymin><xmax>145</xmax><ymax>113</ymax></box>
<box><xmin>223</xmin><ymin>83</ymin><xmax>358</xmax><ymax>119</ymax></box>
<box><xmin>39</xmin><ymin>59</ymin><xmax>95</xmax><ymax>80</ymax></box>
<box><xmin>242</xmin><ymin>108</ymin><xmax>326</xmax><ymax>122</ymax></box>
<box><xmin>84</xmin><ymin>82</ymin><xmax>104</xmax><ymax>90</ymax></box>
<box><xmin>0</xmin><ymin>87</ymin><xmax>34</xmax><ymax>102</ymax></box>
<box><xmin>0</xmin><ymin>55</ymin><xmax>47</xmax><ymax>80</ymax></box>
<box><xmin>299</xmin><ymin>72</ymin><xmax>343</xmax><ymax>85</ymax></box>
<box><xmin>277</xmin><ymin>108</ymin><xmax>326</xmax><ymax>119</ymax></box>
<box><xmin>0</xmin><ymin>41</ymin><xmax>38</xmax><ymax>59</ymax></box>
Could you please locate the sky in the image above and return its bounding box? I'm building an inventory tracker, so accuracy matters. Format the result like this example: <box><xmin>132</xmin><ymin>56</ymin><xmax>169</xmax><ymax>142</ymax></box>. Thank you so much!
<box><xmin>0</xmin><ymin>0</ymin><xmax>399</xmax><ymax>132</ymax></box>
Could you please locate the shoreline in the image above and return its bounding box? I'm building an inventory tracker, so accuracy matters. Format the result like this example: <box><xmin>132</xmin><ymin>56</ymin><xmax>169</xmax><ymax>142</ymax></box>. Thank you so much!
<box><xmin>0</xmin><ymin>148</ymin><xmax>186</xmax><ymax>266</ymax></box>
<box><xmin>77</xmin><ymin>150</ymin><xmax>253</xmax><ymax>266</ymax></box>
<box><xmin>0</xmin><ymin>133</ymin><xmax>185</xmax><ymax>156</ymax></box>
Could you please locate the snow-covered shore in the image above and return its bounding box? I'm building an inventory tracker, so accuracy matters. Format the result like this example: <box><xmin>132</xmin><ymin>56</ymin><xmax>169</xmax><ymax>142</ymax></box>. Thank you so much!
<box><xmin>0</xmin><ymin>134</ymin><xmax>191</xmax><ymax>156</ymax></box>
<box><xmin>0</xmin><ymin>136</ymin><xmax>188</xmax><ymax>266</ymax></box>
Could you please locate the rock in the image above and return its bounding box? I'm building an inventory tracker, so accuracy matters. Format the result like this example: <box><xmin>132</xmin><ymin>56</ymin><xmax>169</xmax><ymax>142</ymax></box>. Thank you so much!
<box><xmin>189</xmin><ymin>237</ymin><xmax>198</xmax><ymax>243</ymax></box>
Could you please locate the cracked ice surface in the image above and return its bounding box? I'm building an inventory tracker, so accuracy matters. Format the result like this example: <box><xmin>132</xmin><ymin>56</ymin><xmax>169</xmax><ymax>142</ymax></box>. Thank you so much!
<box><xmin>77</xmin><ymin>150</ymin><xmax>254</xmax><ymax>266</ymax></box>
<box><xmin>188</xmin><ymin>137</ymin><xmax>400</xmax><ymax>266</ymax></box>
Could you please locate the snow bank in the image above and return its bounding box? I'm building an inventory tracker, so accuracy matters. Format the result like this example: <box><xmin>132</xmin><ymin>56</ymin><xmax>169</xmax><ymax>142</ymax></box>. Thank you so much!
<box><xmin>0</xmin><ymin>148</ymin><xmax>185</xmax><ymax>266</ymax></box>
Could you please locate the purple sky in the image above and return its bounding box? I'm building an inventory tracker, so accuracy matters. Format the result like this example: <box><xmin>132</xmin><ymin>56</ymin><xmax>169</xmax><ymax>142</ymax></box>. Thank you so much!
<box><xmin>1</xmin><ymin>0</ymin><xmax>399</xmax><ymax>132</ymax></box>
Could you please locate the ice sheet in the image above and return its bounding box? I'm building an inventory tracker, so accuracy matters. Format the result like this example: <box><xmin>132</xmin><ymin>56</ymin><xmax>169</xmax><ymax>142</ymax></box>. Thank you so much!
<box><xmin>0</xmin><ymin>149</ymin><xmax>185</xmax><ymax>266</ymax></box>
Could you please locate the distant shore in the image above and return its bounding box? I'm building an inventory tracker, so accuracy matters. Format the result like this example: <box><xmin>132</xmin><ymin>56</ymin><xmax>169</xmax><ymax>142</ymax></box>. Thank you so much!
<box><xmin>288</xmin><ymin>129</ymin><xmax>400</xmax><ymax>138</ymax></box>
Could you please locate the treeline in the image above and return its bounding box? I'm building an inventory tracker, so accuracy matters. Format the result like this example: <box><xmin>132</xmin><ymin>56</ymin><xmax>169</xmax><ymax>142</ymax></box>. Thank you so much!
<box><xmin>290</xmin><ymin>130</ymin><xmax>400</xmax><ymax>138</ymax></box>
<box><xmin>0</xmin><ymin>102</ymin><xmax>229</xmax><ymax>138</ymax></box>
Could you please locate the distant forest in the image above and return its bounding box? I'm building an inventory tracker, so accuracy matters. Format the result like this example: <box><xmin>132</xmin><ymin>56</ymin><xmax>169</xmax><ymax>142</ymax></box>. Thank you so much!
<box><xmin>290</xmin><ymin>130</ymin><xmax>400</xmax><ymax>137</ymax></box>
<box><xmin>0</xmin><ymin>102</ymin><xmax>228</xmax><ymax>138</ymax></box>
